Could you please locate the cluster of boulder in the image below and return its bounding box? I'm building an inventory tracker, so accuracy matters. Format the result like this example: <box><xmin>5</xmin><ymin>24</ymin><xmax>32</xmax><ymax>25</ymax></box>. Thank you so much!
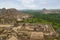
<box><xmin>0</xmin><ymin>23</ymin><xmax>57</xmax><ymax>40</ymax></box>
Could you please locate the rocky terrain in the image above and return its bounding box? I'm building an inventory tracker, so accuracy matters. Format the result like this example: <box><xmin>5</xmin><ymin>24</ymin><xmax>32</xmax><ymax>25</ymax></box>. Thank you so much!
<box><xmin>0</xmin><ymin>23</ymin><xmax>57</xmax><ymax>40</ymax></box>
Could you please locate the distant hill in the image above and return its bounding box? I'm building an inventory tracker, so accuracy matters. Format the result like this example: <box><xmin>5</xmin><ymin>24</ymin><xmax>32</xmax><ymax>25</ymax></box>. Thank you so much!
<box><xmin>42</xmin><ymin>9</ymin><xmax>60</xmax><ymax>14</ymax></box>
<box><xmin>20</xmin><ymin>9</ymin><xmax>60</xmax><ymax>14</ymax></box>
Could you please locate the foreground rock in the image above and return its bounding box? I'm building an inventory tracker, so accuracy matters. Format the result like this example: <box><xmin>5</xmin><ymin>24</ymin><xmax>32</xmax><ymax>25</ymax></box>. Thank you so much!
<box><xmin>0</xmin><ymin>23</ymin><xmax>57</xmax><ymax>40</ymax></box>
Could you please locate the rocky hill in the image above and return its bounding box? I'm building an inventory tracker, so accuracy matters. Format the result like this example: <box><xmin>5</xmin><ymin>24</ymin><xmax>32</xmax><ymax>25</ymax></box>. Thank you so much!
<box><xmin>0</xmin><ymin>8</ymin><xmax>32</xmax><ymax>24</ymax></box>
<box><xmin>0</xmin><ymin>8</ymin><xmax>32</xmax><ymax>19</ymax></box>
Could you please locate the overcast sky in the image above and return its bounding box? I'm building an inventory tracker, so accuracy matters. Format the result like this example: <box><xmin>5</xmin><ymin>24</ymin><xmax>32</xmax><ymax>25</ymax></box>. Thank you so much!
<box><xmin>0</xmin><ymin>0</ymin><xmax>60</xmax><ymax>10</ymax></box>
